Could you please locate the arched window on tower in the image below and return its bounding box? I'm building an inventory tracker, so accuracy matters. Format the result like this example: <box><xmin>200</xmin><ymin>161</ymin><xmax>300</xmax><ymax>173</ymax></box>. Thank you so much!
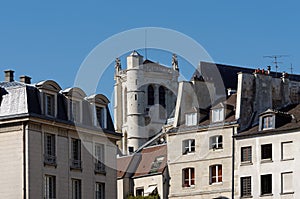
<box><xmin>159</xmin><ymin>86</ymin><xmax>166</xmax><ymax>108</ymax></box>
<box><xmin>148</xmin><ymin>85</ymin><xmax>154</xmax><ymax>105</ymax></box>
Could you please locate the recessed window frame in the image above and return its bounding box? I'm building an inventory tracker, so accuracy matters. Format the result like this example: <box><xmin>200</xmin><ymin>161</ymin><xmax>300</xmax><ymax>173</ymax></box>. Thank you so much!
<box><xmin>182</xmin><ymin>139</ymin><xmax>195</xmax><ymax>155</ymax></box>
<box><xmin>281</xmin><ymin>172</ymin><xmax>294</xmax><ymax>194</ymax></box>
<box><xmin>94</xmin><ymin>143</ymin><xmax>105</xmax><ymax>174</ymax></box>
<box><xmin>44</xmin><ymin>175</ymin><xmax>56</xmax><ymax>199</ymax></box>
<box><xmin>212</xmin><ymin>108</ymin><xmax>224</xmax><ymax>123</ymax></box>
<box><xmin>44</xmin><ymin>133</ymin><xmax>56</xmax><ymax>166</ymax></box>
<box><xmin>209</xmin><ymin>164</ymin><xmax>222</xmax><ymax>184</ymax></box>
<box><xmin>261</xmin><ymin>174</ymin><xmax>272</xmax><ymax>196</ymax></box>
<box><xmin>182</xmin><ymin>167</ymin><xmax>195</xmax><ymax>188</ymax></box>
<box><xmin>95</xmin><ymin>106</ymin><xmax>107</xmax><ymax>129</ymax></box>
<box><xmin>185</xmin><ymin>112</ymin><xmax>197</xmax><ymax>126</ymax></box>
<box><xmin>70</xmin><ymin>138</ymin><xmax>82</xmax><ymax>170</ymax></box>
<box><xmin>281</xmin><ymin>141</ymin><xmax>294</xmax><ymax>161</ymax></box>
<box><xmin>72</xmin><ymin>178</ymin><xmax>82</xmax><ymax>199</ymax></box>
<box><xmin>209</xmin><ymin>135</ymin><xmax>223</xmax><ymax>150</ymax></box>
<box><xmin>261</xmin><ymin>144</ymin><xmax>272</xmax><ymax>161</ymax></box>
<box><xmin>241</xmin><ymin>176</ymin><xmax>252</xmax><ymax>197</ymax></box>
<box><xmin>241</xmin><ymin>146</ymin><xmax>252</xmax><ymax>164</ymax></box>
<box><xmin>69</xmin><ymin>99</ymin><xmax>82</xmax><ymax>123</ymax></box>
<box><xmin>95</xmin><ymin>182</ymin><xmax>105</xmax><ymax>199</ymax></box>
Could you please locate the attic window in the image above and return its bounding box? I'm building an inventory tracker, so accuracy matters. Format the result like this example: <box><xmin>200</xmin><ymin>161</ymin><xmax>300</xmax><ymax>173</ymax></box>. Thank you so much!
<box><xmin>69</xmin><ymin>99</ymin><xmax>81</xmax><ymax>122</ymax></box>
<box><xmin>96</xmin><ymin>106</ymin><xmax>107</xmax><ymax>129</ymax></box>
<box><xmin>149</xmin><ymin>156</ymin><xmax>164</xmax><ymax>174</ymax></box>
<box><xmin>259</xmin><ymin>114</ymin><xmax>275</xmax><ymax>131</ymax></box>
<box><xmin>212</xmin><ymin>108</ymin><xmax>224</xmax><ymax>123</ymax></box>
<box><xmin>185</xmin><ymin>113</ymin><xmax>197</xmax><ymax>126</ymax></box>
<box><xmin>45</xmin><ymin>93</ymin><xmax>55</xmax><ymax>117</ymax></box>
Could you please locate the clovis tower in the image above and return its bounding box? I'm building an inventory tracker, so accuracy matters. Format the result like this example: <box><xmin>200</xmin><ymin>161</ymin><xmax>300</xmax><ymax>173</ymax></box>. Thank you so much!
<box><xmin>114</xmin><ymin>51</ymin><xmax>179</xmax><ymax>155</ymax></box>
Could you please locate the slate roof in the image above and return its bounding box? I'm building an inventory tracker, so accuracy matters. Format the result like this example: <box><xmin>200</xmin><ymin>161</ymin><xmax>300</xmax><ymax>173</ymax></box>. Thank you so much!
<box><xmin>235</xmin><ymin>104</ymin><xmax>300</xmax><ymax>138</ymax></box>
<box><xmin>133</xmin><ymin>144</ymin><xmax>167</xmax><ymax>178</ymax></box>
<box><xmin>0</xmin><ymin>80</ymin><xmax>116</xmax><ymax>133</ymax></box>
<box><xmin>192</xmin><ymin>62</ymin><xmax>300</xmax><ymax>91</ymax></box>
<box><xmin>117</xmin><ymin>155</ymin><xmax>134</xmax><ymax>179</ymax></box>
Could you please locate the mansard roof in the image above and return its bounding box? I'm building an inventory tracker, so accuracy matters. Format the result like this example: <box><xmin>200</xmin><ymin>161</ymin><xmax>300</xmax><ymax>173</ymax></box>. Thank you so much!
<box><xmin>0</xmin><ymin>79</ymin><xmax>116</xmax><ymax>133</ymax></box>
<box><xmin>236</xmin><ymin>104</ymin><xmax>300</xmax><ymax>138</ymax></box>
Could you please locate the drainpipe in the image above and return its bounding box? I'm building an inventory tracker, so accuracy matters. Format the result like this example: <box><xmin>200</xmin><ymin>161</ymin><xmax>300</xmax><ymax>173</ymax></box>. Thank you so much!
<box><xmin>231</xmin><ymin>126</ymin><xmax>235</xmax><ymax>199</ymax></box>
<box><xmin>23</xmin><ymin>122</ymin><xmax>28</xmax><ymax>199</ymax></box>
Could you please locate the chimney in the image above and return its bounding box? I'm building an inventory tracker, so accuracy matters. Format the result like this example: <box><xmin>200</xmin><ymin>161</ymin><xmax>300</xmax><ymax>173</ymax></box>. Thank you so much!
<box><xmin>4</xmin><ymin>70</ymin><xmax>14</xmax><ymax>82</ymax></box>
<box><xmin>19</xmin><ymin>75</ymin><xmax>31</xmax><ymax>84</ymax></box>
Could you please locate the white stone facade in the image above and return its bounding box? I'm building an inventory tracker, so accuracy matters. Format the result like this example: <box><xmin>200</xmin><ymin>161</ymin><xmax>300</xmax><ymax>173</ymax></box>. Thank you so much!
<box><xmin>114</xmin><ymin>51</ymin><xmax>179</xmax><ymax>154</ymax></box>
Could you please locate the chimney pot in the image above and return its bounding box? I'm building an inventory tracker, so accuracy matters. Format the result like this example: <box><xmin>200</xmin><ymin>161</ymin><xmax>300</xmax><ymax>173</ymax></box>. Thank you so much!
<box><xmin>19</xmin><ymin>75</ymin><xmax>31</xmax><ymax>84</ymax></box>
<box><xmin>4</xmin><ymin>70</ymin><xmax>14</xmax><ymax>82</ymax></box>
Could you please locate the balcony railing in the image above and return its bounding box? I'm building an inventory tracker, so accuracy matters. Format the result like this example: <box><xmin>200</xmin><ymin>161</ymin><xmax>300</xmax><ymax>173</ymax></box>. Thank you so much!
<box><xmin>44</xmin><ymin>154</ymin><xmax>57</xmax><ymax>166</ymax></box>
<box><xmin>70</xmin><ymin>159</ymin><xmax>82</xmax><ymax>170</ymax></box>
<box><xmin>95</xmin><ymin>161</ymin><xmax>106</xmax><ymax>174</ymax></box>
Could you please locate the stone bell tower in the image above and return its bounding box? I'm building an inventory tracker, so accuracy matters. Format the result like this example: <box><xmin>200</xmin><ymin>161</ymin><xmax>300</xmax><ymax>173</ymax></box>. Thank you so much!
<box><xmin>114</xmin><ymin>51</ymin><xmax>179</xmax><ymax>155</ymax></box>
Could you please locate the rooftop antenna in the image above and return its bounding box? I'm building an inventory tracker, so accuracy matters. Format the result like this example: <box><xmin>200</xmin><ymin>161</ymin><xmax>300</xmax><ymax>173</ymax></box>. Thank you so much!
<box><xmin>263</xmin><ymin>55</ymin><xmax>289</xmax><ymax>77</ymax></box>
<box><xmin>144</xmin><ymin>29</ymin><xmax>148</xmax><ymax>60</ymax></box>
<box><xmin>289</xmin><ymin>63</ymin><xmax>294</xmax><ymax>74</ymax></box>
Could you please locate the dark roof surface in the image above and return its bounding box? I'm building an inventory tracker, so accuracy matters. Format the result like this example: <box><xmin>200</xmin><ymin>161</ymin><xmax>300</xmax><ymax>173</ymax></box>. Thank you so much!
<box><xmin>133</xmin><ymin>144</ymin><xmax>167</xmax><ymax>177</ymax></box>
<box><xmin>236</xmin><ymin>104</ymin><xmax>300</xmax><ymax>137</ymax></box>
<box><xmin>117</xmin><ymin>155</ymin><xmax>134</xmax><ymax>178</ymax></box>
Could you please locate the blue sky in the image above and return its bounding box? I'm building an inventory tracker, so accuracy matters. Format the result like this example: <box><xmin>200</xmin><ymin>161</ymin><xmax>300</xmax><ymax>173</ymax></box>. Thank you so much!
<box><xmin>0</xmin><ymin>1</ymin><xmax>299</xmax><ymax>101</ymax></box>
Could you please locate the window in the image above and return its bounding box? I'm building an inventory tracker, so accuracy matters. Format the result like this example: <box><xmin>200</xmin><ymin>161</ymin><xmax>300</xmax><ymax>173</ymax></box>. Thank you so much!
<box><xmin>95</xmin><ymin>144</ymin><xmax>105</xmax><ymax>173</ymax></box>
<box><xmin>128</xmin><ymin>146</ymin><xmax>134</xmax><ymax>154</ymax></box>
<box><xmin>45</xmin><ymin>94</ymin><xmax>55</xmax><ymax>117</ymax></box>
<box><xmin>71</xmin><ymin>139</ymin><xmax>81</xmax><ymax>169</ymax></box>
<box><xmin>241</xmin><ymin>146</ymin><xmax>252</xmax><ymax>163</ymax></box>
<box><xmin>70</xmin><ymin>99</ymin><xmax>81</xmax><ymax>122</ymax></box>
<box><xmin>182</xmin><ymin>168</ymin><xmax>195</xmax><ymax>187</ymax></box>
<box><xmin>159</xmin><ymin>86</ymin><xmax>166</xmax><ymax>108</ymax></box>
<box><xmin>262</xmin><ymin>116</ymin><xmax>273</xmax><ymax>130</ymax></box>
<box><xmin>96</xmin><ymin>106</ymin><xmax>107</xmax><ymax>129</ymax></box>
<box><xmin>182</xmin><ymin>139</ymin><xmax>195</xmax><ymax>155</ymax></box>
<box><xmin>281</xmin><ymin>141</ymin><xmax>293</xmax><ymax>160</ymax></box>
<box><xmin>136</xmin><ymin>187</ymin><xmax>144</xmax><ymax>196</ymax></box>
<box><xmin>241</xmin><ymin>176</ymin><xmax>251</xmax><ymax>197</ymax></box>
<box><xmin>281</xmin><ymin>172</ymin><xmax>293</xmax><ymax>194</ymax></box>
<box><xmin>209</xmin><ymin>135</ymin><xmax>223</xmax><ymax>150</ymax></box>
<box><xmin>212</xmin><ymin>108</ymin><xmax>224</xmax><ymax>123</ymax></box>
<box><xmin>149</xmin><ymin>156</ymin><xmax>164</xmax><ymax>173</ymax></box>
<box><xmin>45</xmin><ymin>175</ymin><xmax>56</xmax><ymax>199</ymax></box>
<box><xmin>96</xmin><ymin>182</ymin><xmax>105</xmax><ymax>199</ymax></box>
<box><xmin>261</xmin><ymin>174</ymin><xmax>272</xmax><ymax>195</ymax></box>
<box><xmin>72</xmin><ymin>179</ymin><xmax>81</xmax><ymax>199</ymax></box>
<box><xmin>261</xmin><ymin>144</ymin><xmax>272</xmax><ymax>160</ymax></box>
<box><xmin>44</xmin><ymin>133</ymin><xmax>56</xmax><ymax>165</ymax></box>
<box><xmin>185</xmin><ymin>113</ymin><xmax>197</xmax><ymax>126</ymax></box>
<box><xmin>210</xmin><ymin>165</ymin><xmax>222</xmax><ymax>184</ymax></box>
<box><xmin>148</xmin><ymin>85</ymin><xmax>154</xmax><ymax>105</ymax></box>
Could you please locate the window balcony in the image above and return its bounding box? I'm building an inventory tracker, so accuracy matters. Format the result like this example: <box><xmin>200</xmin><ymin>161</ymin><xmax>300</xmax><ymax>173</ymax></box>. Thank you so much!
<box><xmin>70</xmin><ymin>159</ymin><xmax>82</xmax><ymax>170</ymax></box>
<box><xmin>95</xmin><ymin>162</ymin><xmax>106</xmax><ymax>174</ymax></box>
<box><xmin>44</xmin><ymin>154</ymin><xmax>57</xmax><ymax>166</ymax></box>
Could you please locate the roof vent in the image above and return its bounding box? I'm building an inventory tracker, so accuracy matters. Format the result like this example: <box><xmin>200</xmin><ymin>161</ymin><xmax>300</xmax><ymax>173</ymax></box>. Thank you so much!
<box><xmin>19</xmin><ymin>75</ymin><xmax>31</xmax><ymax>84</ymax></box>
<box><xmin>4</xmin><ymin>70</ymin><xmax>14</xmax><ymax>82</ymax></box>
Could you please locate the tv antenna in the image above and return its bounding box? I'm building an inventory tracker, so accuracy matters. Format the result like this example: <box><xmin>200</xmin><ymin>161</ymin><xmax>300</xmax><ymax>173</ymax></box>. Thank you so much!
<box><xmin>289</xmin><ymin>63</ymin><xmax>294</xmax><ymax>74</ymax></box>
<box><xmin>263</xmin><ymin>55</ymin><xmax>289</xmax><ymax>77</ymax></box>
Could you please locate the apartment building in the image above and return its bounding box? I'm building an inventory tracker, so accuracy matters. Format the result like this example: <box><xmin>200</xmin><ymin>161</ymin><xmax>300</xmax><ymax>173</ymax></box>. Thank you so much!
<box><xmin>0</xmin><ymin>70</ymin><xmax>121</xmax><ymax>199</ymax></box>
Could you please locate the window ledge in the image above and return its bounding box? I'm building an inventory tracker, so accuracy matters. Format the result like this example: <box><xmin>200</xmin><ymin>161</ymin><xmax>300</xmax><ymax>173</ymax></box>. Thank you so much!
<box><xmin>182</xmin><ymin>185</ymin><xmax>195</xmax><ymax>189</ymax></box>
<box><xmin>281</xmin><ymin>158</ymin><xmax>294</xmax><ymax>162</ymax></box>
<box><xmin>209</xmin><ymin>182</ymin><xmax>223</xmax><ymax>185</ymax></box>
<box><xmin>280</xmin><ymin>192</ymin><xmax>294</xmax><ymax>195</ymax></box>
<box><xmin>260</xmin><ymin>193</ymin><xmax>273</xmax><ymax>197</ymax></box>
<box><xmin>260</xmin><ymin>159</ymin><xmax>273</xmax><ymax>164</ymax></box>
<box><xmin>241</xmin><ymin>162</ymin><xmax>253</xmax><ymax>166</ymax></box>
<box><xmin>183</xmin><ymin>152</ymin><xmax>195</xmax><ymax>155</ymax></box>
<box><xmin>241</xmin><ymin>195</ymin><xmax>253</xmax><ymax>198</ymax></box>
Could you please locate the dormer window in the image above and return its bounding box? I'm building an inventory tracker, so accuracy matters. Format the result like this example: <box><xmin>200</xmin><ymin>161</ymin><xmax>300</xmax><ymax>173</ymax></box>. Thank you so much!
<box><xmin>259</xmin><ymin>111</ymin><xmax>275</xmax><ymax>131</ymax></box>
<box><xmin>36</xmin><ymin>80</ymin><xmax>61</xmax><ymax>118</ymax></box>
<box><xmin>262</xmin><ymin>116</ymin><xmax>274</xmax><ymax>130</ymax></box>
<box><xmin>69</xmin><ymin>99</ymin><xmax>81</xmax><ymax>122</ymax></box>
<box><xmin>212</xmin><ymin>108</ymin><xmax>224</xmax><ymax>123</ymax></box>
<box><xmin>45</xmin><ymin>93</ymin><xmax>55</xmax><ymax>117</ymax></box>
<box><xmin>96</xmin><ymin>106</ymin><xmax>107</xmax><ymax>129</ymax></box>
<box><xmin>185</xmin><ymin>113</ymin><xmax>197</xmax><ymax>126</ymax></box>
